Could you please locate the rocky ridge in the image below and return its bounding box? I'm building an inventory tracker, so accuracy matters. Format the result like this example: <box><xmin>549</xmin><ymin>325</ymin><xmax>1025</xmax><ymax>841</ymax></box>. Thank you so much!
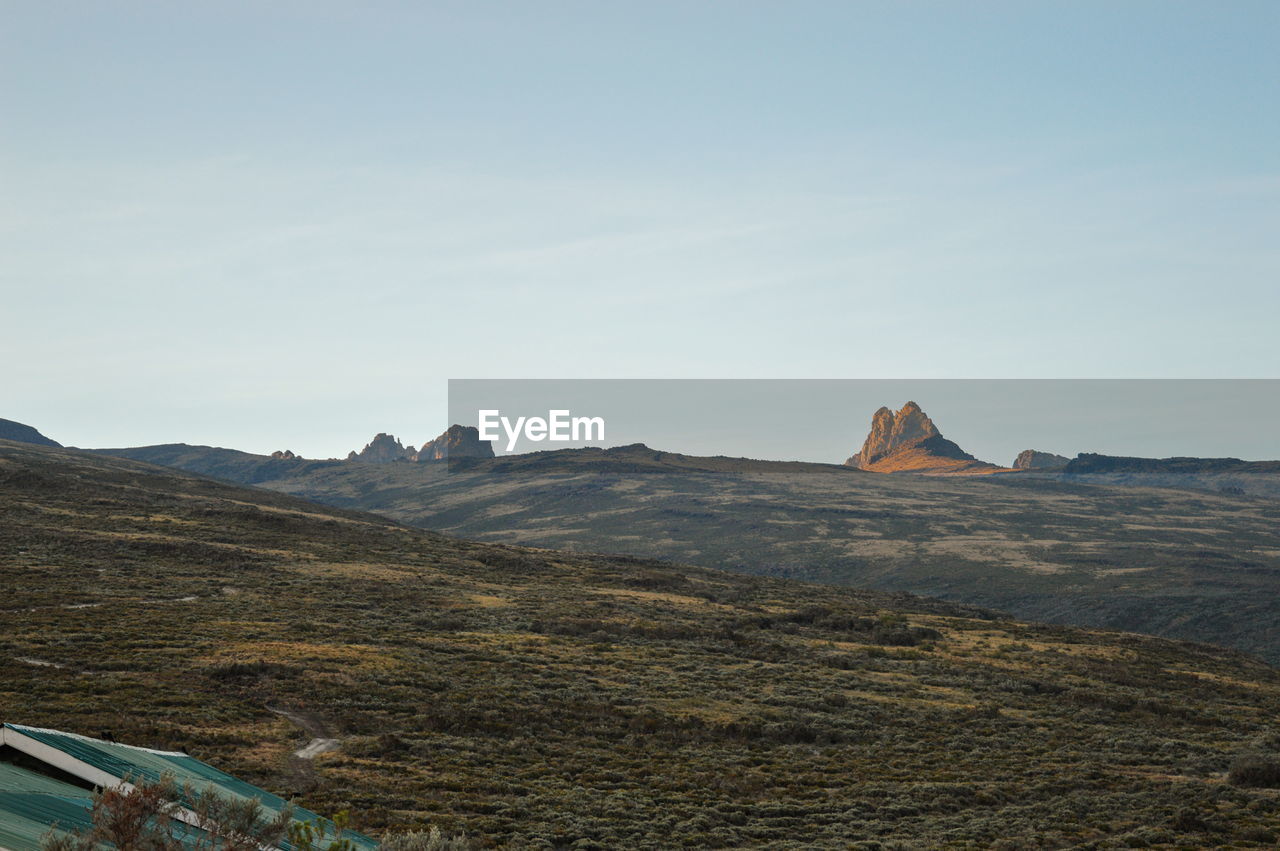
<box><xmin>416</xmin><ymin>424</ymin><xmax>495</xmax><ymax>461</ymax></box>
<box><xmin>844</xmin><ymin>402</ymin><xmax>1004</xmax><ymax>475</ymax></box>
<box><xmin>347</xmin><ymin>425</ymin><xmax>495</xmax><ymax>464</ymax></box>
<box><xmin>347</xmin><ymin>433</ymin><xmax>416</xmax><ymax>463</ymax></box>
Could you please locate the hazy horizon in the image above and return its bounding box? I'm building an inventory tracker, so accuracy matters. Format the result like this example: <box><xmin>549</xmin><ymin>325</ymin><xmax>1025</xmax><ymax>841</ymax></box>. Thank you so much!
<box><xmin>8</xmin><ymin>379</ymin><xmax>1272</xmax><ymax>466</ymax></box>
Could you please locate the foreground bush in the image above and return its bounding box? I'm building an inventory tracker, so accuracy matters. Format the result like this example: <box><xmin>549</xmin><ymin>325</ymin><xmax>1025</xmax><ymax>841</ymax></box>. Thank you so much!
<box><xmin>44</xmin><ymin>777</ymin><xmax>295</xmax><ymax>851</ymax></box>
<box><xmin>42</xmin><ymin>775</ymin><xmax>475</xmax><ymax>851</ymax></box>
<box><xmin>1229</xmin><ymin>753</ymin><xmax>1280</xmax><ymax>788</ymax></box>
<box><xmin>381</xmin><ymin>827</ymin><xmax>473</xmax><ymax>851</ymax></box>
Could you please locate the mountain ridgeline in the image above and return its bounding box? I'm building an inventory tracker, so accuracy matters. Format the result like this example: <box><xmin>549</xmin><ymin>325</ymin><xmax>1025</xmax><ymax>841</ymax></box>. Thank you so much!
<box><xmin>96</xmin><ymin>425</ymin><xmax>496</xmax><ymax>483</ymax></box>
<box><xmin>347</xmin><ymin>425</ymin><xmax>495</xmax><ymax>463</ymax></box>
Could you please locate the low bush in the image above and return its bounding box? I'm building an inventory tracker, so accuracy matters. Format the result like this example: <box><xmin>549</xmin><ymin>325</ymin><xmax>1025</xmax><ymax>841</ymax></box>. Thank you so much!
<box><xmin>1229</xmin><ymin>753</ymin><xmax>1280</xmax><ymax>788</ymax></box>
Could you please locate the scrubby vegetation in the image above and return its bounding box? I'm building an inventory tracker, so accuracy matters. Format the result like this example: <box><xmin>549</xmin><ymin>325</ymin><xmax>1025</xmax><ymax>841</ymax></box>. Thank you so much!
<box><xmin>5</xmin><ymin>441</ymin><xmax>1280</xmax><ymax>847</ymax></box>
<box><xmin>1230</xmin><ymin>753</ymin><xmax>1280</xmax><ymax>789</ymax></box>
<box><xmin>132</xmin><ymin>441</ymin><xmax>1280</xmax><ymax>663</ymax></box>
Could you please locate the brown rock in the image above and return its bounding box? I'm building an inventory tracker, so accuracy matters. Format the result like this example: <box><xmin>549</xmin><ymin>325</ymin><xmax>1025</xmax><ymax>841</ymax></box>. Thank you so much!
<box><xmin>845</xmin><ymin>402</ymin><xmax>1003</xmax><ymax>475</ymax></box>
<box><xmin>416</xmin><ymin>424</ymin><xmax>495</xmax><ymax>462</ymax></box>
<box><xmin>1011</xmin><ymin>449</ymin><xmax>1069</xmax><ymax>470</ymax></box>
<box><xmin>847</xmin><ymin>402</ymin><xmax>946</xmax><ymax>468</ymax></box>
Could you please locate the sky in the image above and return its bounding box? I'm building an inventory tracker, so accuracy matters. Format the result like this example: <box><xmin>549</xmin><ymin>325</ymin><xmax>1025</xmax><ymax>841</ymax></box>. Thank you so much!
<box><xmin>2</xmin><ymin>1</ymin><xmax>1277</xmax><ymax>458</ymax></box>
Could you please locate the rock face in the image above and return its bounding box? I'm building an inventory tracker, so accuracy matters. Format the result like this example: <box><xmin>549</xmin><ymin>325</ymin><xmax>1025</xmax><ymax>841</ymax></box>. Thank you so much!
<box><xmin>416</xmin><ymin>425</ymin><xmax>495</xmax><ymax>462</ymax></box>
<box><xmin>347</xmin><ymin>433</ymin><xmax>416</xmax><ymax>463</ymax></box>
<box><xmin>845</xmin><ymin>402</ymin><xmax>1001</xmax><ymax>475</ymax></box>
<box><xmin>270</xmin><ymin>450</ymin><xmax>300</xmax><ymax>461</ymax></box>
<box><xmin>344</xmin><ymin>426</ymin><xmax>495</xmax><ymax>463</ymax></box>
<box><xmin>0</xmin><ymin>418</ymin><xmax>61</xmax><ymax>448</ymax></box>
<box><xmin>1012</xmin><ymin>450</ymin><xmax>1070</xmax><ymax>470</ymax></box>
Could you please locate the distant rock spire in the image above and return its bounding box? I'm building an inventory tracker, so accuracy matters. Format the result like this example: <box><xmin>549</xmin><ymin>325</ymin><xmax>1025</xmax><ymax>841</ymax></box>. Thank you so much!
<box><xmin>343</xmin><ymin>426</ymin><xmax>495</xmax><ymax>463</ymax></box>
<box><xmin>845</xmin><ymin>402</ymin><xmax>992</xmax><ymax>474</ymax></box>
<box><xmin>416</xmin><ymin>425</ymin><xmax>495</xmax><ymax>462</ymax></box>
<box><xmin>347</xmin><ymin>433</ymin><xmax>416</xmax><ymax>463</ymax></box>
<box><xmin>848</xmin><ymin>401</ymin><xmax>948</xmax><ymax>468</ymax></box>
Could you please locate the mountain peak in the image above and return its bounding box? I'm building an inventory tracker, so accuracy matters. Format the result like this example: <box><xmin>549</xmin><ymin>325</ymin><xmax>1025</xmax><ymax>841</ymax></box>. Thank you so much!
<box><xmin>847</xmin><ymin>402</ymin><xmax>946</xmax><ymax>469</ymax></box>
<box><xmin>345</xmin><ymin>426</ymin><xmax>495</xmax><ymax>463</ymax></box>
<box><xmin>348</xmin><ymin>433</ymin><xmax>415</xmax><ymax>463</ymax></box>
<box><xmin>416</xmin><ymin>424</ymin><xmax>495</xmax><ymax>462</ymax></box>
<box><xmin>845</xmin><ymin>402</ymin><xmax>1000</xmax><ymax>475</ymax></box>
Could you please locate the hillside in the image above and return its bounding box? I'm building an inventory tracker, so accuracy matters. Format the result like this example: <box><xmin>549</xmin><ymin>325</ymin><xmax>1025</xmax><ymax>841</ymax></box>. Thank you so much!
<box><xmin>92</xmin><ymin>442</ymin><xmax>326</xmax><ymax>484</ymax></box>
<box><xmin>104</xmin><ymin>441</ymin><xmax>1280</xmax><ymax>664</ymax></box>
<box><xmin>6</xmin><ymin>438</ymin><xmax>1280</xmax><ymax>846</ymax></box>
<box><xmin>0</xmin><ymin>418</ymin><xmax>61</xmax><ymax>448</ymax></box>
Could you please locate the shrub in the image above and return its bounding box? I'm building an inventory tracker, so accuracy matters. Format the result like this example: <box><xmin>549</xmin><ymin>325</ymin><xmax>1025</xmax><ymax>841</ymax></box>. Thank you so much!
<box><xmin>1239</xmin><ymin>825</ymin><xmax>1277</xmax><ymax>843</ymax></box>
<box><xmin>42</xmin><ymin>775</ymin><xmax>293</xmax><ymax>851</ymax></box>
<box><xmin>43</xmin><ymin>776</ymin><xmax>180</xmax><ymax>851</ymax></box>
<box><xmin>1228</xmin><ymin>753</ymin><xmax>1280</xmax><ymax>788</ymax></box>
<box><xmin>381</xmin><ymin>826</ymin><xmax>474</xmax><ymax>851</ymax></box>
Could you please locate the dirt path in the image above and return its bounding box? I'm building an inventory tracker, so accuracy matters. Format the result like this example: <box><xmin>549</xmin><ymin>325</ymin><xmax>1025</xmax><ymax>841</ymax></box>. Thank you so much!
<box><xmin>17</xmin><ymin>656</ymin><xmax>65</xmax><ymax>668</ymax></box>
<box><xmin>294</xmin><ymin>736</ymin><xmax>341</xmax><ymax>759</ymax></box>
<box><xmin>266</xmin><ymin>706</ymin><xmax>341</xmax><ymax>760</ymax></box>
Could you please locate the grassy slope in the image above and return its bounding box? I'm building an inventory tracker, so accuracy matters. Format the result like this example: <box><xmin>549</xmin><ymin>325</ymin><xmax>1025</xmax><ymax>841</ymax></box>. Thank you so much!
<box><xmin>10</xmin><ymin>439</ymin><xmax>1280</xmax><ymax>848</ymax></box>
<box><xmin>123</xmin><ymin>444</ymin><xmax>1280</xmax><ymax>664</ymax></box>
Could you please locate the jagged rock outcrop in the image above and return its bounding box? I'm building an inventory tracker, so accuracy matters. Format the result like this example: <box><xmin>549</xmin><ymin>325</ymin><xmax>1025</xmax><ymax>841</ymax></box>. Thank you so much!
<box><xmin>845</xmin><ymin>402</ymin><xmax>1003</xmax><ymax>475</ymax></box>
<box><xmin>1012</xmin><ymin>450</ymin><xmax>1070</xmax><ymax>470</ymax></box>
<box><xmin>416</xmin><ymin>425</ymin><xmax>495</xmax><ymax>462</ymax></box>
<box><xmin>0</xmin><ymin>418</ymin><xmax>61</xmax><ymax>448</ymax></box>
<box><xmin>347</xmin><ymin>433</ymin><xmax>416</xmax><ymax>463</ymax></box>
<box><xmin>270</xmin><ymin>450</ymin><xmax>300</xmax><ymax>461</ymax></box>
<box><xmin>344</xmin><ymin>426</ymin><xmax>495</xmax><ymax>464</ymax></box>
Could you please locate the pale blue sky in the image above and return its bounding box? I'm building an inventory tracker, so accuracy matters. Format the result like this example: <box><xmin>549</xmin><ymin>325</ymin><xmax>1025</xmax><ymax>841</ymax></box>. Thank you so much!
<box><xmin>2</xmin><ymin>2</ymin><xmax>1277</xmax><ymax>457</ymax></box>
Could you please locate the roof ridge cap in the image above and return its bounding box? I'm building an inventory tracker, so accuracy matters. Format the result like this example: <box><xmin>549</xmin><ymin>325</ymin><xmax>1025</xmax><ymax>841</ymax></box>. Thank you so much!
<box><xmin>5</xmin><ymin>722</ymin><xmax>190</xmax><ymax>757</ymax></box>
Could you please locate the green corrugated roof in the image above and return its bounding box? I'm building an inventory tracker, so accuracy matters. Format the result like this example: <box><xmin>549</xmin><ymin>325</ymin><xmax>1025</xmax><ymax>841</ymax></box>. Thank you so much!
<box><xmin>0</xmin><ymin>762</ymin><xmax>96</xmax><ymax>851</ymax></box>
<box><xmin>0</xmin><ymin>762</ymin><xmax>91</xmax><ymax>797</ymax></box>
<box><xmin>2</xmin><ymin>724</ymin><xmax>378</xmax><ymax>850</ymax></box>
<box><xmin>0</xmin><ymin>763</ymin><xmax>217</xmax><ymax>851</ymax></box>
